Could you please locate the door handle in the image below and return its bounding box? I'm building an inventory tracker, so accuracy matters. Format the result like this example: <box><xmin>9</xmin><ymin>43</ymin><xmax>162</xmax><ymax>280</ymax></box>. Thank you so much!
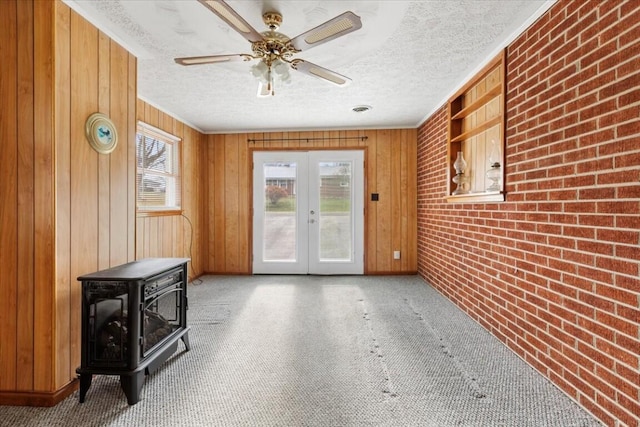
<box><xmin>309</xmin><ymin>219</ymin><xmax>315</xmax><ymax>224</ymax></box>
<box><xmin>310</xmin><ymin>210</ymin><xmax>315</xmax><ymax>215</ymax></box>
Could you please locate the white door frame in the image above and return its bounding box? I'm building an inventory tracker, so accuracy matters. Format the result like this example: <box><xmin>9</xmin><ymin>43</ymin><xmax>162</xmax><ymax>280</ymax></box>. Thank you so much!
<box><xmin>252</xmin><ymin>150</ymin><xmax>364</xmax><ymax>275</ymax></box>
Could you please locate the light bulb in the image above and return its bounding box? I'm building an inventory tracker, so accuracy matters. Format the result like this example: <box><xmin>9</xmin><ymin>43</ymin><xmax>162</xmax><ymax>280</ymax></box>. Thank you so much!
<box><xmin>250</xmin><ymin>61</ymin><xmax>270</xmax><ymax>82</ymax></box>
<box><xmin>273</xmin><ymin>60</ymin><xmax>287</xmax><ymax>74</ymax></box>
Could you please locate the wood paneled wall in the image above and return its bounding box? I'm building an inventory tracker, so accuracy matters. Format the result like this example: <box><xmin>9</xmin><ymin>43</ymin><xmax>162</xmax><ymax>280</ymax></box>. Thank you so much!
<box><xmin>205</xmin><ymin>129</ymin><xmax>417</xmax><ymax>274</ymax></box>
<box><xmin>135</xmin><ymin>100</ymin><xmax>207</xmax><ymax>281</ymax></box>
<box><xmin>1</xmin><ymin>0</ymin><xmax>62</xmax><ymax>403</ymax></box>
<box><xmin>0</xmin><ymin>0</ymin><xmax>47</xmax><ymax>397</ymax></box>
<box><xmin>0</xmin><ymin>0</ymin><xmax>143</xmax><ymax>405</ymax></box>
<box><xmin>53</xmin><ymin>2</ymin><xmax>138</xmax><ymax>399</ymax></box>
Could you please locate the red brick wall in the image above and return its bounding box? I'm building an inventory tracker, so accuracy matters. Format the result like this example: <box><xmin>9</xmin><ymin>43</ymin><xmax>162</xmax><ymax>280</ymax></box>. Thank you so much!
<box><xmin>416</xmin><ymin>1</ymin><xmax>640</xmax><ymax>426</ymax></box>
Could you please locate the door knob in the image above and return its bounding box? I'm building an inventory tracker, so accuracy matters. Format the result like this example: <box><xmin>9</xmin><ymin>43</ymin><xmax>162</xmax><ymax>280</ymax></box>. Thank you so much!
<box><xmin>310</xmin><ymin>210</ymin><xmax>315</xmax><ymax>215</ymax></box>
<box><xmin>309</xmin><ymin>219</ymin><xmax>315</xmax><ymax>224</ymax></box>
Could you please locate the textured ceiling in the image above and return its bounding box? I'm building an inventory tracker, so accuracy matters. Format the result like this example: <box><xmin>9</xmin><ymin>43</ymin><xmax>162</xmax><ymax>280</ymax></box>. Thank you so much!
<box><xmin>64</xmin><ymin>0</ymin><xmax>554</xmax><ymax>134</ymax></box>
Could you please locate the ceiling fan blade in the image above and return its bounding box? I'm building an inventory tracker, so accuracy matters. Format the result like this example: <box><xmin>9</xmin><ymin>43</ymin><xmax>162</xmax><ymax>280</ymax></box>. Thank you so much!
<box><xmin>290</xmin><ymin>60</ymin><xmax>351</xmax><ymax>87</ymax></box>
<box><xmin>289</xmin><ymin>11</ymin><xmax>362</xmax><ymax>51</ymax></box>
<box><xmin>197</xmin><ymin>0</ymin><xmax>264</xmax><ymax>43</ymax></box>
<box><xmin>175</xmin><ymin>54</ymin><xmax>252</xmax><ymax>66</ymax></box>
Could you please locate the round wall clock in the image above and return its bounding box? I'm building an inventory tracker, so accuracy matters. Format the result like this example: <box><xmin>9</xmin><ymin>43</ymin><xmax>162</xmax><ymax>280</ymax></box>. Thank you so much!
<box><xmin>85</xmin><ymin>113</ymin><xmax>118</xmax><ymax>154</ymax></box>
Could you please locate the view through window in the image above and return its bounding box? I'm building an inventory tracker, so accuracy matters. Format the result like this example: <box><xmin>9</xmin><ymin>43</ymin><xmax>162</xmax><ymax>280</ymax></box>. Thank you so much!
<box><xmin>136</xmin><ymin>122</ymin><xmax>182</xmax><ymax>212</ymax></box>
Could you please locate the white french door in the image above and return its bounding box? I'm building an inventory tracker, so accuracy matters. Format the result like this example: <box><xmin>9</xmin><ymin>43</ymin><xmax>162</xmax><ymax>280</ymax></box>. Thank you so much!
<box><xmin>252</xmin><ymin>150</ymin><xmax>364</xmax><ymax>275</ymax></box>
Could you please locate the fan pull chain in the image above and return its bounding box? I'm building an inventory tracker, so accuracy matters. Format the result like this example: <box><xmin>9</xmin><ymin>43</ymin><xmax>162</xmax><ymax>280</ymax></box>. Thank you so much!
<box><xmin>267</xmin><ymin>67</ymin><xmax>274</xmax><ymax>96</ymax></box>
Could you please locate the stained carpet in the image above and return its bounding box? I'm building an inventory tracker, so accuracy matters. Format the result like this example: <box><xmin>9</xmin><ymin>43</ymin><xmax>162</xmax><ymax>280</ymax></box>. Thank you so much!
<box><xmin>0</xmin><ymin>275</ymin><xmax>601</xmax><ymax>426</ymax></box>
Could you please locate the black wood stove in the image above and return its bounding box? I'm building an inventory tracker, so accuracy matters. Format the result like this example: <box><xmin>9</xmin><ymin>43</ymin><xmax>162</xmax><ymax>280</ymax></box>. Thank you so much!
<box><xmin>76</xmin><ymin>258</ymin><xmax>190</xmax><ymax>405</ymax></box>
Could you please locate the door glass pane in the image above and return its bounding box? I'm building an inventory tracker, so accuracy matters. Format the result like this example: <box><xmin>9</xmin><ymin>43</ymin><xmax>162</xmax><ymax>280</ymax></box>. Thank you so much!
<box><xmin>318</xmin><ymin>161</ymin><xmax>352</xmax><ymax>261</ymax></box>
<box><xmin>263</xmin><ymin>162</ymin><xmax>297</xmax><ymax>262</ymax></box>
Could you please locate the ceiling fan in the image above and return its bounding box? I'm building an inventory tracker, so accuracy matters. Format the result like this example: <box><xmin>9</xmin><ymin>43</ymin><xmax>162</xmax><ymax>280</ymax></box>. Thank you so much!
<box><xmin>174</xmin><ymin>0</ymin><xmax>362</xmax><ymax>97</ymax></box>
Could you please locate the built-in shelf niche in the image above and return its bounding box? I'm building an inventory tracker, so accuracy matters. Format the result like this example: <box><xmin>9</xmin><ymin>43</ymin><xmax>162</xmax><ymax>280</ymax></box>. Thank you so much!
<box><xmin>447</xmin><ymin>50</ymin><xmax>506</xmax><ymax>203</ymax></box>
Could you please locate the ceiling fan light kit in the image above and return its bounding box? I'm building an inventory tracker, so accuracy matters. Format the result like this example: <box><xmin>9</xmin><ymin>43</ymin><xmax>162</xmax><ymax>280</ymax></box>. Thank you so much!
<box><xmin>174</xmin><ymin>0</ymin><xmax>362</xmax><ymax>97</ymax></box>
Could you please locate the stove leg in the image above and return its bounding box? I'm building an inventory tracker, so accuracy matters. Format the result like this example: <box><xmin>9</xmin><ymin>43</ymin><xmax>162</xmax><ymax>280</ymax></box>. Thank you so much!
<box><xmin>120</xmin><ymin>372</ymin><xmax>144</xmax><ymax>405</ymax></box>
<box><xmin>78</xmin><ymin>373</ymin><xmax>93</xmax><ymax>403</ymax></box>
<box><xmin>181</xmin><ymin>332</ymin><xmax>191</xmax><ymax>351</ymax></box>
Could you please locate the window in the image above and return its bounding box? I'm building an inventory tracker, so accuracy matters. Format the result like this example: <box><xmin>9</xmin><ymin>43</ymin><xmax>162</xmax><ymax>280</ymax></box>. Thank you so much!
<box><xmin>136</xmin><ymin>122</ymin><xmax>181</xmax><ymax>213</ymax></box>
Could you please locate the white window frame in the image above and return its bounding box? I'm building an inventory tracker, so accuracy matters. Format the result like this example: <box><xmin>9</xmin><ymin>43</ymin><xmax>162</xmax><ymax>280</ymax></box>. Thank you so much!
<box><xmin>136</xmin><ymin>122</ymin><xmax>182</xmax><ymax>214</ymax></box>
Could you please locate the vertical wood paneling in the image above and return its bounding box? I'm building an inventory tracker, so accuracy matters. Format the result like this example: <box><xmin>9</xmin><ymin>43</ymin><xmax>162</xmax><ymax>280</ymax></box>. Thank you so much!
<box><xmin>171</xmin><ymin>215</ymin><xmax>180</xmax><ymax>258</ymax></box>
<box><xmin>398</xmin><ymin>130</ymin><xmax>409</xmax><ymax>272</ymax></box>
<box><xmin>213</xmin><ymin>136</ymin><xmax>226</xmax><ymax>271</ymax></box>
<box><xmin>160</xmin><ymin>216</ymin><xmax>170</xmax><ymax>256</ymax></box>
<box><xmin>195</xmin><ymin>131</ymin><xmax>206</xmax><ymax>275</ymax></box>
<box><xmin>68</xmin><ymin>10</ymin><xmax>99</xmax><ymax>385</ymax></box>
<box><xmin>205</xmin><ymin>129</ymin><xmax>417</xmax><ymax>274</ymax></box>
<box><xmin>179</xmin><ymin>122</ymin><xmax>191</xmax><ymax>264</ymax></box>
<box><xmin>33</xmin><ymin>0</ymin><xmax>56</xmax><ymax>392</ymax></box>
<box><xmin>143</xmin><ymin>217</ymin><xmax>151</xmax><ymax>256</ymax></box>
<box><xmin>16</xmin><ymin>0</ymin><xmax>35</xmax><ymax>391</ymax></box>
<box><xmin>136</xmin><ymin>216</ymin><xmax>144</xmax><ymax>259</ymax></box>
<box><xmin>109</xmin><ymin>38</ymin><xmax>130</xmax><ymax>266</ymax></box>
<box><xmin>145</xmin><ymin>103</ymin><xmax>159</xmax><ymax>128</ymax></box>
<box><xmin>365</xmin><ymin>131</ymin><xmax>378</xmax><ymax>272</ymax></box>
<box><xmin>237</xmin><ymin>133</ymin><xmax>250</xmax><ymax>273</ymax></box>
<box><xmin>0</xmin><ymin>0</ymin><xmax>19</xmax><ymax>391</ymax></box>
<box><xmin>207</xmin><ymin>138</ymin><xmax>218</xmax><ymax>270</ymax></box>
<box><xmin>376</xmin><ymin>130</ymin><xmax>392</xmax><ymax>272</ymax></box>
<box><xmin>149</xmin><ymin>218</ymin><xmax>159</xmax><ymax>257</ymax></box>
<box><xmin>178</xmin><ymin>123</ymin><xmax>189</xmax><ymax>262</ymax></box>
<box><xmin>54</xmin><ymin>0</ymin><xmax>72</xmax><ymax>387</ymax></box>
<box><xmin>126</xmin><ymin>55</ymin><xmax>136</xmax><ymax>262</ymax></box>
<box><xmin>97</xmin><ymin>31</ymin><xmax>110</xmax><ymax>271</ymax></box>
<box><xmin>391</xmin><ymin>131</ymin><xmax>402</xmax><ymax>272</ymax></box>
<box><xmin>225</xmin><ymin>134</ymin><xmax>241</xmax><ymax>272</ymax></box>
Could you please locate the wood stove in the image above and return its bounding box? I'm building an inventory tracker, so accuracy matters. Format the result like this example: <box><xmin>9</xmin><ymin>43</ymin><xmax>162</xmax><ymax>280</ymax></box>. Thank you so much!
<box><xmin>76</xmin><ymin>258</ymin><xmax>190</xmax><ymax>405</ymax></box>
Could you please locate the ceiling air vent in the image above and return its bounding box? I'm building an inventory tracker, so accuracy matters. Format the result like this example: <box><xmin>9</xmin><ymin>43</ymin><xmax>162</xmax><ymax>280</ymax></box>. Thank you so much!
<box><xmin>352</xmin><ymin>105</ymin><xmax>372</xmax><ymax>113</ymax></box>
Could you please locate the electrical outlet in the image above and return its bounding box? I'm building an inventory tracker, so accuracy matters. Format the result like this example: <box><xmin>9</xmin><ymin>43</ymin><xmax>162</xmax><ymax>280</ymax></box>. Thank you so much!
<box><xmin>393</xmin><ymin>251</ymin><xmax>401</xmax><ymax>260</ymax></box>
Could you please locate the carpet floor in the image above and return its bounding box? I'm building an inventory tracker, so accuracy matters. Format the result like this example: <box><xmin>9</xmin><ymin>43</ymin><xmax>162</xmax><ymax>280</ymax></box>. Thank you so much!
<box><xmin>1</xmin><ymin>275</ymin><xmax>601</xmax><ymax>426</ymax></box>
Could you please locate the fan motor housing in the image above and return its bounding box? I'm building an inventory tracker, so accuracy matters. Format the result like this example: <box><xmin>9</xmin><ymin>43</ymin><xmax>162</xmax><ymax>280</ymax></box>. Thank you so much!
<box><xmin>252</xmin><ymin>30</ymin><xmax>298</xmax><ymax>61</ymax></box>
<box><xmin>262</xmin><ymin>12</ymin><xmax>282</xmax><ymax>31</ymax></box>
